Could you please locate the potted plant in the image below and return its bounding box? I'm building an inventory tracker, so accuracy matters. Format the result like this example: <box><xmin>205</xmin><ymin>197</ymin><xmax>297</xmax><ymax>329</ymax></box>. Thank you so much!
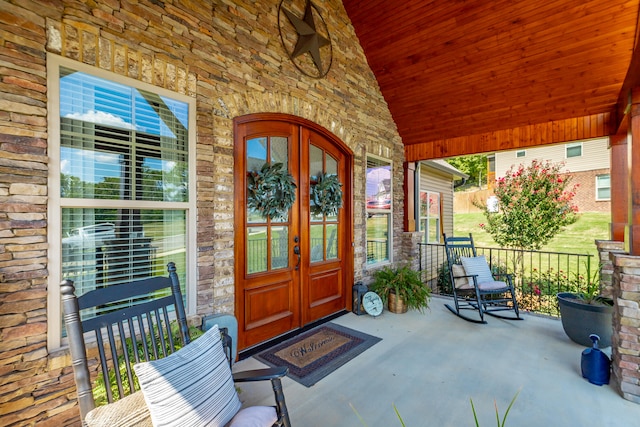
<box><xmin>369</xmin><ymin>264</ymin><xmax>431</xmax><ymax>313</ymax></box>
<box><xmin>557</xmin><ymin>266</ymin><xmax>614</xmax><ymax>347</ymax></box>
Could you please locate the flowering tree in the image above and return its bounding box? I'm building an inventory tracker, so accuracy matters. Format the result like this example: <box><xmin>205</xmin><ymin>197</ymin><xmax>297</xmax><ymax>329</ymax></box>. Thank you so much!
<box><xmin>475</xmin><ymin>159</ymin><xmax>579</xmax><ymax>251</ymax></box>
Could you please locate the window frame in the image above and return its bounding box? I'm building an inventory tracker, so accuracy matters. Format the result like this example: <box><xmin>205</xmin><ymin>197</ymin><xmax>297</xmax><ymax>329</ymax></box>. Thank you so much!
<box><xmin>46</xmin><ymin>54</ymin><xmax>197</xmax><ymax>350</ymax></box>
<box><xmin>515</xmin><ymin>150</ymin><xmax>526</xmax><ymax>158</ymax></box>
<box><xmin>365</xmin><ymin>154</ymin><xmax>393</xmax><ymax>265</ymax></box>
<box><xmin>595</xmin><ymin>174</ymin><xmax>611</xmax><ymax>201</ymax></box>
<box><xmin>566</xmin><ymin>142</ymin><xmax>583</xmax><ymax>158</ymax></box>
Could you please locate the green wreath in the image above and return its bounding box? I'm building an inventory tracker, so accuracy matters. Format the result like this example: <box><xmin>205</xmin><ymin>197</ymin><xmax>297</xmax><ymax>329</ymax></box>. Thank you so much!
<box><xmin>247</xmin><ymin>162</ymin><xmax>297</xmax><ymax>221</ymax></box>
<box><xmin>311</xmin><ymin>172</ymin><xmax>343</xmax><ymax>216</ymax></box>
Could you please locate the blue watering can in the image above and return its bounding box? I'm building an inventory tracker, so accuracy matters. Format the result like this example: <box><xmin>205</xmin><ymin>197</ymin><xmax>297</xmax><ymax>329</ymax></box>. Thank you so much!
<box><xmin>581</xmin><ymin>334</ymin><xmax>610</xmax><ymax>386</ymax></box>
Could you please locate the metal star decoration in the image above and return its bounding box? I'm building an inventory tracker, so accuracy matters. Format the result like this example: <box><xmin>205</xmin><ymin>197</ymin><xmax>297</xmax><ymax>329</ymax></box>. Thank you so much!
<box><xmin>278</xmin><ymin>0</ymin><xmax>333</xmax><ymax>78</ymax></box>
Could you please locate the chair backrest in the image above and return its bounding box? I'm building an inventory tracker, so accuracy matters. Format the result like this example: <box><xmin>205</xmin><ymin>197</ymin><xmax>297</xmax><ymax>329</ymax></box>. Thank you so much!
<box><xmin>61</xmin><ymin>262</ymin><xmax>190</xmax><ymax>422</ymax></box>
<box><xmin>443</xmin><ymin>233</ymin><xmax>477</xmax><ymax>267</ymax></box>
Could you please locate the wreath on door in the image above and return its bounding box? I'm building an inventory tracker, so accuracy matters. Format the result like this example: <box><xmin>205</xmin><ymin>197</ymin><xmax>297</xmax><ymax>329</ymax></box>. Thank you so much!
<box><xmin>247</xmin><ymin>162</ymin><xmax>297</xmax><ymax>221</ymax></box>
<box><xmin>310</xmin><ymin>172</ymin><xmax>343</xmax><ymax>216</ymax></box>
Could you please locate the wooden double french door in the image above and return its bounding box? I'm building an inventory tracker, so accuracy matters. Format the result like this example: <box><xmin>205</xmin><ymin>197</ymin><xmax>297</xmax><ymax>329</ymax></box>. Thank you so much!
<box><xmin>234</xmin><ymin>115</ymin><xmax>352</xmax><ymax>351</ymax></box>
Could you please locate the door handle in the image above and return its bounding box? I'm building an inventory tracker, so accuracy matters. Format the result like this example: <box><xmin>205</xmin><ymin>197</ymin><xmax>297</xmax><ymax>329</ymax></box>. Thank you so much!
<box><xmin>293</xmin><ymin>245</ymin><xmax>300</xmax><ymax>270</ymax></box>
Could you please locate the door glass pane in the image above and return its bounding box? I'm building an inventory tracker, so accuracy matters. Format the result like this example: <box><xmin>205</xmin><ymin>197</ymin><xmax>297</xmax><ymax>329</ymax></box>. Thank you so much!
<box><xmin>271</xmin><ymin>226</ymin><xmax>289</xmax><ymax>270</ymax></box>
<box><xmin>247</xmin><ymin>137</ymin><xmax>267</xmax><ymax>170</ymax></box>
<box><xmin>325</xmin><ymin>155</ymin><xmax>338</xmax><ymax>221</ymax></box>
<box><xmin>309</xmin><ymin>145</ymin><xmax>323</xmax><ymax>222</ymax></box>
<box><xmin>271</xmin><ymin>137</ymin><xmax>288</xmax><ymax>165</ymax></box>
<box><xmin>326</xmin><ymin>223</ymin><xmax>338</xmax><ymax>259</ymax></box>
<box><xmin>326</xmin><ymin>155</ymin><xmax>337</xmax><ymax>175</ymax></box>
<box><xmin>247</xmin><ymin>226</ymin><xmax>267</xmax><ymax>274</ymax></box>
<box><xmin>247</xmin><ymin>137</ymin><xmax>268</xmax><ymax>223</ymax></box>
<box><xmin>310</xmin><ymin>224</ymin><xmax>324</xmax><ymax>262</ymax></box>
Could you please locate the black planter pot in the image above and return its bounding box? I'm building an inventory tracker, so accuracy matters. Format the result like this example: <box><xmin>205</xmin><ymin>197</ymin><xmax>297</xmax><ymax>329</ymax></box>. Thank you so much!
<box><xmin>557</xmin><ymin>292</ymin><xmax>614</xmax><ymax>347</ymax></box>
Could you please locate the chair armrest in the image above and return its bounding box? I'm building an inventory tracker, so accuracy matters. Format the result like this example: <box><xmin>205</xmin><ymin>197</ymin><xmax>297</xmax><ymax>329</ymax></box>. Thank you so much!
<box><xmin>492</xmin><ymin>272</ymin><xmax>513</xmax><ymax>281</ymax></box>
<box><xmin>233</xmin><ymin>367</ymin><xmax>288</xmax><ymax>382</ymax></box>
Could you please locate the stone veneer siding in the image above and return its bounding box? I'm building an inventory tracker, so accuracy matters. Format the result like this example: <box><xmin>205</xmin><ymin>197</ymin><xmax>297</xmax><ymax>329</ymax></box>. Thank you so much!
<box><xmin>0</xmin><ymin>1</ymin><xmax>406</xmax><ymax>425</ymax></box>
<box><xmin>597</xmin><ymin>240</ymin><xmax>640</xmax><ymax>403</ymax></box>
<box><xmin>596</xmin><ymin>239</ymin><xmax>625</xmax><ymax>298</ymax></box>
<box><xmin>611</xmin><ymin>252</ymin><xmax>640</xmax><ymax>403</ymax></box>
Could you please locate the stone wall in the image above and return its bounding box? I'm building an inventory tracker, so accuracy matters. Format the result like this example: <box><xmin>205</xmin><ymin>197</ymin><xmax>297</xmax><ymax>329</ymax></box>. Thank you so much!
<box><xmin>611</xmin><ymin>253</ymin><xmax>640</xmax><ymax>403</ymax></box>
<box><xmin>596</xmin><ymin>239</ymin><xmax>625</xmax><ymax>298</ymax></box>
<box><xmin>0</xmin><ymin>1</ymin><xmax>405</xmax><ymax>425</ymax></box>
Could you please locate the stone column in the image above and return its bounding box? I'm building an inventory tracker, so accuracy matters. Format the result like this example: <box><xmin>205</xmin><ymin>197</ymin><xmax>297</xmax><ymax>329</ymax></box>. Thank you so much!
<box><xmin>402</xmin><ymin>231</ymin><xmax>424</xmax><ymax>272</ymax></box>
<box><xmin>596</xmin><ymin>240</ymin><xmax>626</xmax><ymax>298</ymax></box>
<box><xmin>611</xmin><ymin>253</ymin><xmax>640</xmax><ymax>403</ymax></box>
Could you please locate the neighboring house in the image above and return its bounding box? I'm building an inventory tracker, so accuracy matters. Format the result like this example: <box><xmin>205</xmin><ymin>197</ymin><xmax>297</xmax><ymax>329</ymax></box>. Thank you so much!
<box><xmin>489</xmin><ymin>137</ymin><xmax>611</xmax><ymax>213</ymax></box>
<box><xmin>418</xmin><ymin>160</ymin><xmax>468</xmax><ymax>243</ymax></box>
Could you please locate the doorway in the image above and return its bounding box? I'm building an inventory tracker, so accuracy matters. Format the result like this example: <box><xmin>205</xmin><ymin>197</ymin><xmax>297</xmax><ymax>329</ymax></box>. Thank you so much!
<box><xmin>233</xmin><ymin>114</ymin><xmax>353</xmax><ymax>350</ymax></box>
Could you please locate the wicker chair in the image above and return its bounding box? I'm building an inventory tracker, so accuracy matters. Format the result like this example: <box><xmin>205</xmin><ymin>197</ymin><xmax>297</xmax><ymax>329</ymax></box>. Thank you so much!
<box><xmin>62</xmin><ymin>262</ymin><xmax>292</xmax><ymax>427</ymax></box>
<box><xmin>443</xmin><ymin>234</ymin><xmax>522</xmax><ymax>324</ymax></box>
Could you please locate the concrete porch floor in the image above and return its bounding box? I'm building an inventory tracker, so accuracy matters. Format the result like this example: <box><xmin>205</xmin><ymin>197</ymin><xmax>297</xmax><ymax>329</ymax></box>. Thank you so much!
<box><xmin>232</xmin><ymin>296</ymin><xmax>640</xmax><ymax>427</ymax></box>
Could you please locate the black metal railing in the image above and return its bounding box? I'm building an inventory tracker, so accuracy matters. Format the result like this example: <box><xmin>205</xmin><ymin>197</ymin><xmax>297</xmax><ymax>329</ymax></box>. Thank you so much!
<box><xmin>418</xmin><ymin>242</ymin><xmax>596</xmax><ymax>317</ymax></box>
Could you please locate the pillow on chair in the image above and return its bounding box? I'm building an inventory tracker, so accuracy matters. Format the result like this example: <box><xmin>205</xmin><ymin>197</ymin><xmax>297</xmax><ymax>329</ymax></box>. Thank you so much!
<box><xmin>460</xmin><ymin>255</ymin><xmax>494</xmax><ymax>284</ymax></box>
<box><xmin>451</xmin><ymin>264</ymin><xmax>471</xmax><ymax>289</ymax></box>
<box><xmin>134</xmin><ymin>324</ymin><xmax>242</xmax><ymax>426</ymax></box>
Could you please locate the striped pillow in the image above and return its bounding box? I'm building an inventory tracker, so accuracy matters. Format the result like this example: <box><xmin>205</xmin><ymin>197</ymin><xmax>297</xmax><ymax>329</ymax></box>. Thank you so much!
<box><xmin>460</xmin><ymin>255</ymin><xmax>494</xmax><ymax>284</ymax></box>
<box><xmin>133</xmin><ymin>325</ymin><xmax>241</xmax><ymax>427</ymax></box>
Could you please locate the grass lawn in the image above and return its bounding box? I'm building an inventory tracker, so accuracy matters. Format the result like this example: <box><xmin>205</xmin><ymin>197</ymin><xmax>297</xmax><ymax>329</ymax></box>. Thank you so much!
<box><xmin>454</xmin><ymin>212</ymin><xmax>611</xmax><ymax>259</ymax></box>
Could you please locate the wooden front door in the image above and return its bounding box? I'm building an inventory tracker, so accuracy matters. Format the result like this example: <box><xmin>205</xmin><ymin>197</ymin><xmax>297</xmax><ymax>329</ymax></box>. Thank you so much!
<box><xmin>234</xmin><ymin>115</ymin><xmax>352</xmax><ymax>351</ymax></box>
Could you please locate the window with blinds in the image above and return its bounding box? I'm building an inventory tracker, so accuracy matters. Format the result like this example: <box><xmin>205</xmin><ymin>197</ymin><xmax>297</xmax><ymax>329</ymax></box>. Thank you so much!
<box><xmin>366</xmin><ymin>156</ymin><xmax>392</xmax><ymax>264</ymax></box>
<box><xmin>58</xmin><ymin>66</ymin><xmax>191</xmax><ymax>318</ymax></box>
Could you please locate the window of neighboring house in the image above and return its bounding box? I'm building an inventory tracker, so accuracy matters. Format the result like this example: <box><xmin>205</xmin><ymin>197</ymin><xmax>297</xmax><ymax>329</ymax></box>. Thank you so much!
<box><xmin>596</xmin><ymin>174</ymin><xmax>611</xmax><ymax>200</ymax></box>
<box><xmin>566</xmin><ymin>142</ymin><xmax>582</xmax><ymax>158</ymax></box>
<box><xmin>516</xmin><ymin>150</ymin><xmax>526</xmax><ymax>158</ymax></box>
<box><xmin>487</xmin><ymin>155</ymin><xmax>495</xmax><ymax>173</ymax></box>
<box><xmin>419</xmin><ymin>191</ymin><xmax>441</xmax><ymax>243</ymax></box>
<box><xmin>47</xmin><ymin>55</ymin><xmax>195</xmax><ymax>348</ymax></box>
<box><xmin>366</xmin><ymin>156</ymin><xmax>392</xmax><ymax>264</ymax></box>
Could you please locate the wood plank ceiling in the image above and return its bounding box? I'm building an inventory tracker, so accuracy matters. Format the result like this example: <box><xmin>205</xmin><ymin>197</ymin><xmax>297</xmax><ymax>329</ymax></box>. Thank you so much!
<box><xmin>342</xmin><ymin>0</ymin><xmax>640</xmax><ymax>161</ymax></box>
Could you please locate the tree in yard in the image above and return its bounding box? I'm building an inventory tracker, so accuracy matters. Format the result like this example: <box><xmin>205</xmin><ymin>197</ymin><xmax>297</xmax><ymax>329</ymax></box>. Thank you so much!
<box><xmin>447</xmin><ymin>155</ymin><xmax>487</xmax><ymax>189</ymax></box>
<box><xmin>474</xmin><ymin>159</ymin><xmax>579</xmax><ymax>251</ymax></box>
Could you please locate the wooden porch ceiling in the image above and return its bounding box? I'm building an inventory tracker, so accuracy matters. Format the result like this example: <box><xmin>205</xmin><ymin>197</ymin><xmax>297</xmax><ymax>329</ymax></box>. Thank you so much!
<box><xmin>342</xmin><ymin>0</ymin><xmax>640</xmax><ymax>161</ymax></box>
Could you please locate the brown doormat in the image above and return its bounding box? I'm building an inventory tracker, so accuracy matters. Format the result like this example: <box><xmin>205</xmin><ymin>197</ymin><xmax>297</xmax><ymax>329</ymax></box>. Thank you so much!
<box><xmin>254</xmin><ymin>323</ymin><xmax>381</xmax><ymax>387</ymax></box>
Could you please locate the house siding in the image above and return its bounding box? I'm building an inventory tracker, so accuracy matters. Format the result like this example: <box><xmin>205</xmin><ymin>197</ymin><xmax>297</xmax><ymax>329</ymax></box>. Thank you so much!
<box><xmin>494</xmin><ymin>137</ymin><xmax>610</xmax><ymax>174</ymax></box>
<box><xmin>419</xmin><ymin>166</ymin><xmax>454</xmax><ymax>238</ymax></box>
<box><xmin>493</xmin><ymin>137</ymin><xmax>610</xmax><ymax>213</ymax></box>
<box><xmin>0</xmin><ymin>1</ymin><xmax>405</xmax><ymax>425</ymax></box>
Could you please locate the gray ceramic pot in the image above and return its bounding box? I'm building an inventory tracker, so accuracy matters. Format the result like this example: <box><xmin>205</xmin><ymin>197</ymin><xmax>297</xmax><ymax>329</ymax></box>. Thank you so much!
<box><xmin>557</xmin><ymin>292</ymin><xmax>613</xmax><ymax>347</ymax></box>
